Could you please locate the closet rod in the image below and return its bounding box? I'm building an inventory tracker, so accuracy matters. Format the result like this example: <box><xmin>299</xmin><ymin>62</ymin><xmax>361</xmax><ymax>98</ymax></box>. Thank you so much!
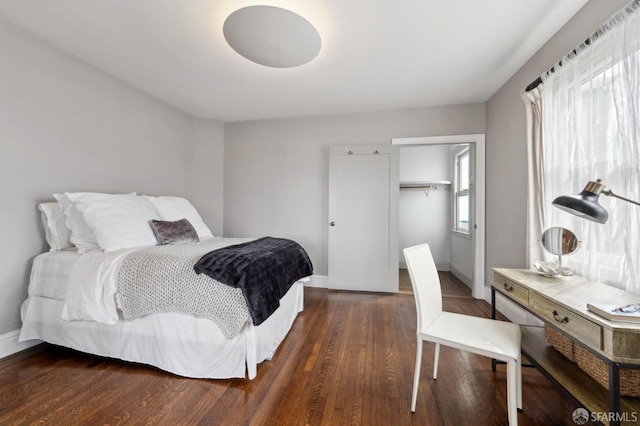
<box><xmin>399</xmin><ymin>181</ymin><xmax>451</xmax><ymax>190</ymax></box>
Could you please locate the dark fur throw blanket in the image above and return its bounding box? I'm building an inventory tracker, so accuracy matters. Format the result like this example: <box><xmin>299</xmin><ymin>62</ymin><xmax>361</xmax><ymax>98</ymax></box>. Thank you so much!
<box><xmin>194</xmin><ymin>237</ymin><xmax>313</xmax><ymax>325</ymax></box>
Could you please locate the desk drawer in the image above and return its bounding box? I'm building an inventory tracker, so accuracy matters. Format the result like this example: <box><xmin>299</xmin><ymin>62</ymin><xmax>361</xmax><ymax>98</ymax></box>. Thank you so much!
<box><xmin>492</xmin><ymin>275</ymin><xmax>529</xmax><ymax>306</ymax></box>
<box><xmin>530</xmin><ymin>292</ymin><xmax>602</xmax><ymax>350</ymax></box>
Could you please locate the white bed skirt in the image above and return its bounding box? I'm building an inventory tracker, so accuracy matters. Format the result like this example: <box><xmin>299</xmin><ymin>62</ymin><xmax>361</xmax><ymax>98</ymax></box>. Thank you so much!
<box><xmin>19</xmin><ymin>281</ymin><xmax>304</xmax><ymax>380</ymax></box>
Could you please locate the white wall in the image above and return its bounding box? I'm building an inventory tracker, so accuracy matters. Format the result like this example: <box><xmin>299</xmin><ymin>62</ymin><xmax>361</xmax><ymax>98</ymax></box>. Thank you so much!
<box><xmin>224</xmin><ymin>105</ymin><xmax>485</xmax><ymax>276</ymax></box>
<box><xmin>399</xmin><ymin>145</ymin><xmax>451</xmax><ymax>269</ymax></box>
<box><xmin>485</xmin><ymin>0</ymin><xmax>629</xmax><ymax>320</ymax></box>
<box><xmin>191</xmin><ymin>120</ymin><xmax>225</xmax><ymax>237</ymax></box>
<box><xmin>0</xmin><ymin>18</ymin><xmax>224</xmax><ymax>338</ymax></box>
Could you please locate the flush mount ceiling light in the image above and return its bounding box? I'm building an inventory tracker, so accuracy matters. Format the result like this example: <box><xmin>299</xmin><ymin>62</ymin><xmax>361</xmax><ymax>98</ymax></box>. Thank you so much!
<box><xmin>223</xmin><ymin>5</ymin><xmax>321</xmax><ymax>68</ymax></box>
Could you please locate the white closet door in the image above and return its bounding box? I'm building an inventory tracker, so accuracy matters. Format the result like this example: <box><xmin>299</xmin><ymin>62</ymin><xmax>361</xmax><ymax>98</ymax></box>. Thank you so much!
<box><xmin>328</xmin><ymin>145</ymin><xmax>399</xmax><ymax>292</ymax></box>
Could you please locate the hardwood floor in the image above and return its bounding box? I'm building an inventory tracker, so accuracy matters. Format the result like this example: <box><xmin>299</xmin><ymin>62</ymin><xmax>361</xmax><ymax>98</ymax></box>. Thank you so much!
<box><xmin>0</xmin><ymin>272</ymin><xmax>592</xmax><ymax>425</ymax></box>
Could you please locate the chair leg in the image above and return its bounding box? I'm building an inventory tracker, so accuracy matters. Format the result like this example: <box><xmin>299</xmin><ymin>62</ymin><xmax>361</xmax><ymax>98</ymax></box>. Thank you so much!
<box><xmin>432</xmin><ymin>343</ymin><xmax>440</xmax><ymax>380</ymax></box>
<box><xmin>411</xmin><ymin>339</ymin><xmax>423</xmax><ymax>412</ymax></box>
<box><xmin>516</xmin><ymin>352</ymin><xmax>522</xmax><ymax>410</ymax></box>
<box><xmin>506</xmin><ymin>358</ymin><xmax>518</xmax><ymax>426</ymax></box>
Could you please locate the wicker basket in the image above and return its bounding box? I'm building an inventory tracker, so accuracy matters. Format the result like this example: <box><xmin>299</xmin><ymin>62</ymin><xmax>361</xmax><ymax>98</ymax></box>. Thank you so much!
<box><xmin>574</xmin><ymin>344</ymin><xmax>640</xmax><ymax>398</ymax></box>
<box><xmin>544</xmin><ymin>325</ymin><xmax>576</xmax><ymax>362</ymax></box>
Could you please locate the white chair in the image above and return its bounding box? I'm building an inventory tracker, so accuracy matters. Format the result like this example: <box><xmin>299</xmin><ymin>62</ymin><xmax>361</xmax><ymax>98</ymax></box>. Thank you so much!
<box><xmin>404</xmin><ymin>244</ymin><xmax>522</xmax><ymax>426</ymax></box>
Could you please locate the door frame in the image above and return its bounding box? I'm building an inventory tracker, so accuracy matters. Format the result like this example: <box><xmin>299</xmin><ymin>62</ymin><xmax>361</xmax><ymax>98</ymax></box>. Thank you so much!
<box><xmin>392</xmin><ymin>134</ymin><xmax>485</xmax><ymax>299</ymax></box>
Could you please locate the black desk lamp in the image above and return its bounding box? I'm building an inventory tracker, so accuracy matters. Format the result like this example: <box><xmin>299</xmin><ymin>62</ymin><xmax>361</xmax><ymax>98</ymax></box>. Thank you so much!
<box><xmin>552</xmin><ymin>179</ymin><xmax>640</xmax><ymax>224</ymax></box>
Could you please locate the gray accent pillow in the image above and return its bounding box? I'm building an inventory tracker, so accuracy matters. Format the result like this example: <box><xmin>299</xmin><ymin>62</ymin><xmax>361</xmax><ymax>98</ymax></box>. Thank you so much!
<box><xmin>150</xmin><ymin>218</ymin><xmax>199</xmax><ymax>245</ymax></box>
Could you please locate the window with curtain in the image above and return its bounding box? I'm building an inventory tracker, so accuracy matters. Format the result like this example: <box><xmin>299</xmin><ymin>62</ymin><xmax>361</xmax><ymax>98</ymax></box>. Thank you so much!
<box><xmin>535</xmin><ymin>1</ymin><xmax>640</xmax><ymax>293</ymax></box>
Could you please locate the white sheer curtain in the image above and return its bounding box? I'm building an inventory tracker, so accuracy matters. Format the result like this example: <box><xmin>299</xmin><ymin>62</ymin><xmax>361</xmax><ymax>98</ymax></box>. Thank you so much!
<box><xmin>539</xmin><ymin>1</ymin><xmax>640</xmax><ymax>293</ymax></box>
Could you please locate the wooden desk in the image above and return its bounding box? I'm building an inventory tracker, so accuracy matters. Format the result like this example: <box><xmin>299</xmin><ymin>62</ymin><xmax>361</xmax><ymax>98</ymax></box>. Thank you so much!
<box><xmin>492</xmin><ymin>268</ymin><xmax>640</xmax><ymax>426</ymax></box>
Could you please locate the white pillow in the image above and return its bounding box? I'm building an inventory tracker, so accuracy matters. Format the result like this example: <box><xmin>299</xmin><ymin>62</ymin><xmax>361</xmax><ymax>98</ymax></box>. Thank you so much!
<box><xmin>37</xmin><ymin>202</ymin><xmax>73</xmax><ymax>251</ymax></box>
<box><xmin>54</xmin><ymin>193</ymin><xmax>102</xmax><ymax>254</ymax></box>
<box><xmin>71</xmin><ymin>193</ymin><xmax>160</xmax><ymax>252</ymax></box>
<box><xmin>144</xmin><ymin>196</ymin><xmax>213</xmax><ymax>239</ymax></box>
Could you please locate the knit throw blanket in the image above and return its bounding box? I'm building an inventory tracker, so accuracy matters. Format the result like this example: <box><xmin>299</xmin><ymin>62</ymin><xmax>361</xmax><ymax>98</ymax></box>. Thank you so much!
<box><xmin>116</xmin><ymin>239</ymin><xmax>252</xmax><ymax>339</ymax></box>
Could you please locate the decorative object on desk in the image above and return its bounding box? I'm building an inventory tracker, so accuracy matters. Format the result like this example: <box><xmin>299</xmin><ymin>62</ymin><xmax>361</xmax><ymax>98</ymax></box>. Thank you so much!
<box><xmin>552</xmin><ymin>179</ymin><xmax>640</xmax><ymax>224</ymax></box>
<box><xmin>534</xmin><ymin>227</ymin><xmax>579</xmax><ymax>276</ymax></box>
<box><xmin>533</xmin><ymin>261</ymin><xmax>561</xmax><ymax>277</ymax></box>
<box><xmin>541</xmin><ymin>226</ymin><xmax>579</xmax><ymax>256</ymax></box>
<box><xmin>587</xmin><ymin>302</ymin><xmax>640</xmax><ymax>323</ymax></box>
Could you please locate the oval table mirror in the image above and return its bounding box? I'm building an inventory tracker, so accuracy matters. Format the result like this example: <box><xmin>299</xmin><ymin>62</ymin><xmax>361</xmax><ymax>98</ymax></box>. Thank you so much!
<box><xmin>535</xmin><ymin>227</ymin><xmax>580</xmax><ymax>276</ymax></box>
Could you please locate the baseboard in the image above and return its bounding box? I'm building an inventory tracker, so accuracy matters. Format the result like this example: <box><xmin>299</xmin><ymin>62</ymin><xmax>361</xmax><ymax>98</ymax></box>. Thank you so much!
<box><xmin>436</xmin><ymin>262</ymin><xmax>450</xmax><ymax>272</ymax></box>
<box><xmin>450</xmin><ymin>264</ymin><xmax>472</xmax><ymax>288</ymax></box>
<box><xmin>305</xmin><ymin>275</ymin><xmax>328</xmax><ymax>288</ymax></box>
<box><xmin>0</xmin><ymin>329</ymin><xmax>41</xmax><ymax>359</ymax></box>
<box><xmin>400</xmin><ymin>260</ymin><xmax>450</xmax><ymax>271</ymax></box>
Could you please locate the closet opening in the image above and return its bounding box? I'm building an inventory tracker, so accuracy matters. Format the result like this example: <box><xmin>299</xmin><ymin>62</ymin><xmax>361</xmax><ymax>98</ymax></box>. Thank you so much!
<box><xmin>392</xmin><ymin>134</ymin><xmax>485</xmax><ymax>299</ymax></box>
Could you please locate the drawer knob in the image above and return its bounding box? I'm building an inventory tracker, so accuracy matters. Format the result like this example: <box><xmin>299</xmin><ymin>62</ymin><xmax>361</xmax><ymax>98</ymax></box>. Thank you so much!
<box><xmin>503</xmin><ymin>282</ymin><xmax>513</xmax><ymax>292</ymax></box>
<box><xmin>552</xmin><ymin>310</ymin><xmax>569</xmax><ymax>324</ymax></box>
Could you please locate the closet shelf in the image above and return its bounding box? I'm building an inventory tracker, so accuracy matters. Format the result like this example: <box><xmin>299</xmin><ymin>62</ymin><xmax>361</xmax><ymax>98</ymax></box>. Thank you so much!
<box><xmin>399</xmin><ymin>181</ymin><xmax>451</xmax><ymax>190</ymax></box>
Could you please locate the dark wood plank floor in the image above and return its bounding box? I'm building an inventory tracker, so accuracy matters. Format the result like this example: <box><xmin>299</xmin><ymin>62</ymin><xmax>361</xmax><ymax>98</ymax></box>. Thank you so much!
<box><xmin>0</xmin><ymin>272</ymin><xmax>593</xmax><ymax>425</ymax></box>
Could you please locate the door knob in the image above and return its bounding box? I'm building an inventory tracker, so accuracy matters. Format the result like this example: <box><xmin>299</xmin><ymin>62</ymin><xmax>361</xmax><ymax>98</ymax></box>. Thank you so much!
<box><xmin>330</xmin><ymin>221</ymin><xmax>335</xmax><ymax>226</ymax></box>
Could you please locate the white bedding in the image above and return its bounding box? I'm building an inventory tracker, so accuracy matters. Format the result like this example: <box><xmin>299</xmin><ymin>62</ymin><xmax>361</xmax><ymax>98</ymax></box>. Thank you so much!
<box><xmin>20</xmin><ymin>283</ymin><xmax>303</xmax><ymax>379</ymax></box>
<box><xmin>61</xmin><ymin>237</ymin><xmax>252</xmax><ymax>324</ymax></box>
<box><xmin>19</xmin><ymin>239</ymin><xmax>306</xmax><ymax>379</ymax></box>
<box><xmin>28</xmin><ymin>249</ymin><xmax>80</xmax><ymax>300</ymax></box>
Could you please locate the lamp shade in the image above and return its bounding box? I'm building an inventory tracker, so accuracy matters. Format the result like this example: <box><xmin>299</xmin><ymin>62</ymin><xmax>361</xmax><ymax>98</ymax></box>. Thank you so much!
<box><xmin>551</xmin><ymin>180</ymin><xmax>609</xmax><ymax>224</ymax></box>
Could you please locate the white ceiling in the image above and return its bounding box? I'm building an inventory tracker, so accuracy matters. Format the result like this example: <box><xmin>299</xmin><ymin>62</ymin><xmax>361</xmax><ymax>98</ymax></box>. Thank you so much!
<box><xmin>0</xmin><ymin>0</ymin><xmax>588</xmax><ymax>122</ymax></box>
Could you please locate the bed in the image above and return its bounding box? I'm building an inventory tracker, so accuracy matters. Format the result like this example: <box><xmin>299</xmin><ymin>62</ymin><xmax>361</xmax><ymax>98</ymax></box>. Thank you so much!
<box><xmin>19</xmin><ymin>192</ymin><xmax>312</xmax><ymax>379</ymax></box>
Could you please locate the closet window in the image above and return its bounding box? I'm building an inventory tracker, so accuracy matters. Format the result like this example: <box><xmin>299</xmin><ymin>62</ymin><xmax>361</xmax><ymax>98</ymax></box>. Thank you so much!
<box><xmin>454</xmin><ymin>148</ymin><xmax>470</xmax><ymax>233</ymax></box>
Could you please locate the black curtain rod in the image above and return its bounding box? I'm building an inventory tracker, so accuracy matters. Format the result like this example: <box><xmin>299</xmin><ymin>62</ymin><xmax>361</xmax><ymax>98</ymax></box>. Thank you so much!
<box><xmin>525</xmin><ymin>37</ymin><xmax>592</xmax><ymax>92</ymax></box>
<box><xmin>524</xmin><ymin>0</ymin><xmax>640</xmax><ymax>92</ymax></box>
<box><xmin>525</xmin><ymin>77</ymin><xmax>542</xmax><ymax>93</ymax></box>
